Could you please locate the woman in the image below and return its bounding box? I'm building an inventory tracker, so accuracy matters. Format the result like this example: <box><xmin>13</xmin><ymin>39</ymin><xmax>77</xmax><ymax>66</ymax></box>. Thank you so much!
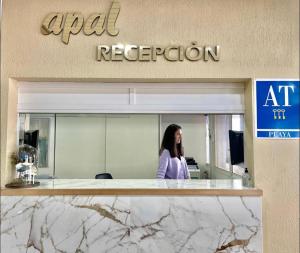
<box><xmin>156</xmin><ymin>124</ymin><xmax>190</xmax><ymax>179</ymax></box>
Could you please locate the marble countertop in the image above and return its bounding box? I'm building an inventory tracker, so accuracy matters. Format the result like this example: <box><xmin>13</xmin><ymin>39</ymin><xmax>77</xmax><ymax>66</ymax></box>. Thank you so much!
<box><xmin>1</xmin><ymin>179</ymin><xmax>262</xmax><ymax>196</ymax></box>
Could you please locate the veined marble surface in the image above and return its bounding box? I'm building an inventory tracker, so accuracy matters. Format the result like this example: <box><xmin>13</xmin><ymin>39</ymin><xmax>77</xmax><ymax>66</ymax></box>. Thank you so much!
<box><xmin>1</xmin><ymin>195</ymin><xmax>262</xmax><ymax>253</ymax></box>
<box><xmin>9</xmin><ymin>179</ymin><xmax>251</xmax><ymax>190</ymax></box>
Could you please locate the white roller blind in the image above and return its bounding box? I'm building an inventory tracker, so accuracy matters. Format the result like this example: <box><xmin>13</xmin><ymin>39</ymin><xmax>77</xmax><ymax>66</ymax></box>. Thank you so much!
<box><xmin>18</xmin><ymin>82</ymin><xmax>245</xmax><ymax>114</ymax></box>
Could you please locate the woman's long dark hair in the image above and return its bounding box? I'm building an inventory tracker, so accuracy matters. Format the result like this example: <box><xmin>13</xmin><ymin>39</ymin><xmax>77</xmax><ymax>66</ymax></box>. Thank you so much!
<box><xmin>160</xmin><ymin>124</ymin><xmax>184</xmax><ymax>158</ymax></box>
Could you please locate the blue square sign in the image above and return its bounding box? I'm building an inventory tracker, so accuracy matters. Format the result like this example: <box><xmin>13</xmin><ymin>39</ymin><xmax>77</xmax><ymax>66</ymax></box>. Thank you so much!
<box><xmin>256</xmin><ymin>80</ymin><xmax>300</xmax><ymax>138</ymax></box>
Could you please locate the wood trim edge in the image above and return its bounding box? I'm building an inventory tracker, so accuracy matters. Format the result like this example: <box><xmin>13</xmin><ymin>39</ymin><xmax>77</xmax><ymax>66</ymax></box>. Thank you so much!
<box><xmin>1</xmin><ymin>188</ymin><xmax>263</xmax><ymax>196</ymax></box>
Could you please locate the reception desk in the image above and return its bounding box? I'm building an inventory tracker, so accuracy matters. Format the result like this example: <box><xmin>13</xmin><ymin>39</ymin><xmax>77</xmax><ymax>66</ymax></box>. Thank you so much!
<box><xmin>1</xmin><ymin>179</ymin><xmax>262</xmax><ymax>253</ymax></box>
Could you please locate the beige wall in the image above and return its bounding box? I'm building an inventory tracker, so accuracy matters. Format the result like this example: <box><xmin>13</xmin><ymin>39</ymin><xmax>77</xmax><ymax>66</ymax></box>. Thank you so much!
<box><xmin>106</xmin><ymin>114</ymin><xmax>159</xmax><ymax>179</ymax></box>
<box><xmin>55</xmin><ymin>115</ymin><xmax>107</xmax><ymax>179</ymax></box>
<box><xmin>54</xmin><ymin>114</ymin><xmax>159</xmax><ymax>179</ymax></box>
<box><xmin>1</xmin><ymin>0</ymin><xmax>299</xmax><ymax>252</ymax></box>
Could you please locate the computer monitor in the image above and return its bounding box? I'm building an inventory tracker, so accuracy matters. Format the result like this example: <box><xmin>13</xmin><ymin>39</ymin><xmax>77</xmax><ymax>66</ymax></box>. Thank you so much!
<box><xmin>229</xmin><ymin>130</ymin><xmax>244</xmax><ymax>165</ymax></box>
<box><xmin>24</xmin><ymin>130</ymin><xmax>39</xmax><ymax>148</ymax></box>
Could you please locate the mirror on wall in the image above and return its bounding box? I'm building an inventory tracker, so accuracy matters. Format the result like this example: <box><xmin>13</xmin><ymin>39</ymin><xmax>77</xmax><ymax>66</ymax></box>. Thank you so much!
<box><xmin>18</xmin><ymin>113</ymin><xmax>245</xmax><ymax>180</ymax></box>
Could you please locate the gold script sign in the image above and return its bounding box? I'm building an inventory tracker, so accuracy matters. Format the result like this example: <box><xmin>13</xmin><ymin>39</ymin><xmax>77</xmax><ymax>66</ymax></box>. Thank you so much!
<box><xmin>40</xmin><ymin>1</ymin><xmax>221</xmax><ymax>62</ymax></box>
<box><xmin>40</xmin><ymin>1</ymin><xmax>120</xmax><ymax>44</ymax></box>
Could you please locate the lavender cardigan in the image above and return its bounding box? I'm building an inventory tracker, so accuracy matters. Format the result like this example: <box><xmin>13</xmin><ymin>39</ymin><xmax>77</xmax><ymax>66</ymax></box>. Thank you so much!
<box><xmin>156</xmin><ymin>149</ymin><xmax>191</xmax><ymax>179</ymax></box>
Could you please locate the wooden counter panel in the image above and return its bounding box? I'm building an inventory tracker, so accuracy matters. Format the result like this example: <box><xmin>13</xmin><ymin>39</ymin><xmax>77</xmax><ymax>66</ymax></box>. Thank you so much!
<box><xmin>1</xmin><ymin>188</ymin><xmax>263</xmax><ymax>196</ymax></box>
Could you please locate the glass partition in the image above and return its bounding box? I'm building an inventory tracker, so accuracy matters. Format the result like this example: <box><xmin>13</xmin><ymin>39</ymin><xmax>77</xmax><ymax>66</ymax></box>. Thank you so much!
<box><xmin>18</xmin><ymin>113</ymin><xmax>245</xmax><ymax>179</ymax></box>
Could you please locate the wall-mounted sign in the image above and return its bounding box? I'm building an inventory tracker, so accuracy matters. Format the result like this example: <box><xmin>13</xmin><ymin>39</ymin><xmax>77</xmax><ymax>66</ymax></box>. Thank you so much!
<box><xmin>256</xmin><ymin>80</ymin><xmax>300</xmax><ymax>138</ymax></box>
<box><xmin>97</xmin><ymin>43</ymin><xmax>220</xmax><ymax>62</ymax></box>
<box><xmin>40</xmin><ymin>1</ymin><xmax>221</xmax><ymax>62</ymax></box>
<box><xmin>40</xmin><ymin>1</ymin><xmax>120</xmax><ymax>44</ymax></box>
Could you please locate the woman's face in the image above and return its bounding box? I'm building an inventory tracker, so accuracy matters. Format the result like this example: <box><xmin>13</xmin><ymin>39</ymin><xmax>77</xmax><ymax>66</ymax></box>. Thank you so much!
<box><xmin>175</xmin><ymin>129</ymin><xmax>182</xmax><ymax>144</ymax></box>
